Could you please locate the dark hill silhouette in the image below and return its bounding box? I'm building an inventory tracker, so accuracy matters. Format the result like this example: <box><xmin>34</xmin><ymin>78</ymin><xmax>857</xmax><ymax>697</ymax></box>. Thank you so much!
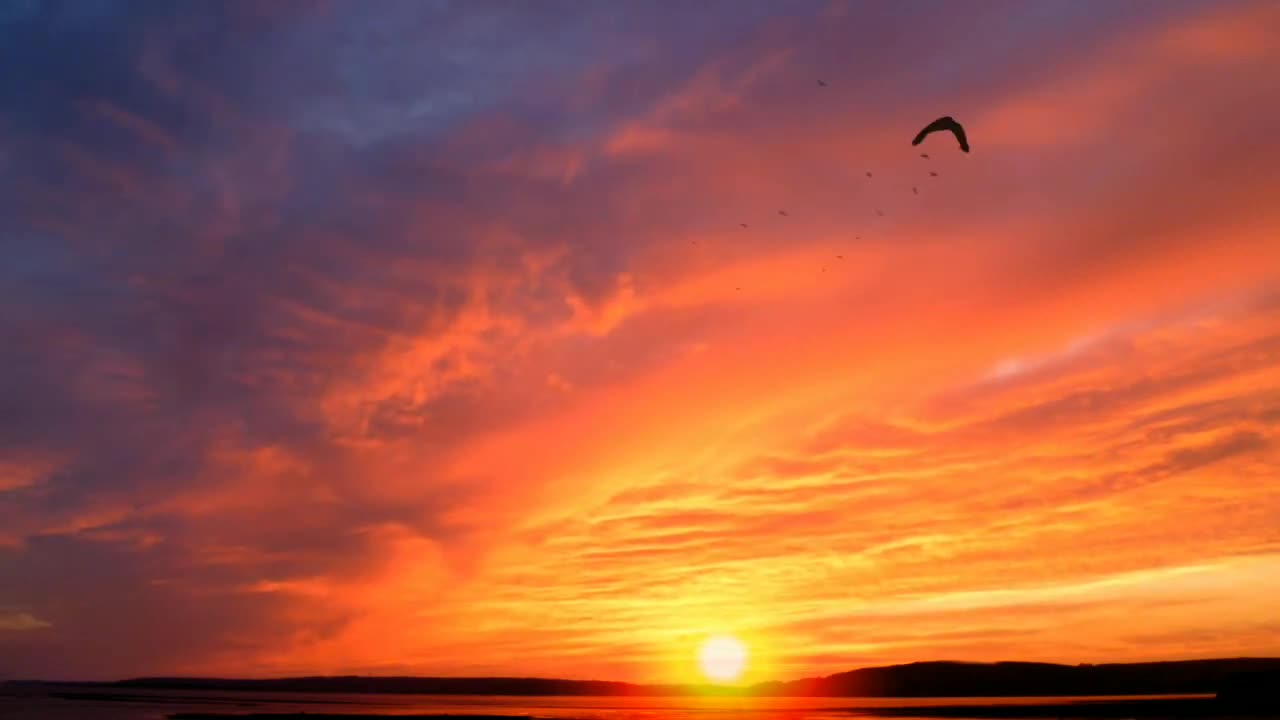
<box><xmin>754</xmin><ymin>658</ymin><xmax>1280</xmax><ymax>697</ymax></box>
<box><xmin>71</xmin><ymin>657</ymin><xmax>1280</xmax><ymax>698</ymax></box>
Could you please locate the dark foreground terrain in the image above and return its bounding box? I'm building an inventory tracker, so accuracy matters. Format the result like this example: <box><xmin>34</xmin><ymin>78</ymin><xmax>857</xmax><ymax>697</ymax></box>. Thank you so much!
<box><xmin>6</xmin><ymin>660</ymin><xmax>1278</xmax><ymax>720</ymax></box>
<box><xmin>868</xmin><ymin>696</ymin><xmax>1271</xmax><ymax>717</ymax></box>
<box><xmin>159</xmin><ymin>696</ymin><xmax>1276</xmax><ymax>720</ymax></box>
<box><xmin>169</xmin><ymin>716</ymin><xmax>537</xmax><ymax>720</ymax></box>
<box><xmin>159</xmin><ymin>697</ymin><xmax>1277</xmax><ymax>720</ymax></box>
<box><xmin>169</xmin><ymin>715</ymin><xmax>537</xmax><ymax>720</ymax></box>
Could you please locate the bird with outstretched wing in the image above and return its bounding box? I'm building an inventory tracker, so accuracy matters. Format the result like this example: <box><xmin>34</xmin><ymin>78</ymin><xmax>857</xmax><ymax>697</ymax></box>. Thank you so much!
<box><xmin>912</xmin><ymin>115</ymin><xmax>969</xmax><ymax>153</ymax></box>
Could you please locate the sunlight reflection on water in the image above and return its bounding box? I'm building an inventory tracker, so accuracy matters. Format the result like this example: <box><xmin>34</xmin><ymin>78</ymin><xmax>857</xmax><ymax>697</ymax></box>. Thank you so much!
<box><xmin>0</xmin><ymin>689</ymin><xmax>1216</xmax><ymax>720</ymax></box>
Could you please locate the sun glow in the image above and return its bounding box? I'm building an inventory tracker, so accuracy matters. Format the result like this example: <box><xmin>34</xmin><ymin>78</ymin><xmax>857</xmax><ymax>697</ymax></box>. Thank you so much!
<box><xmin>698</xmin><ymin>634</ymin><xmax>748</xmax><ymax>683</ymax></box>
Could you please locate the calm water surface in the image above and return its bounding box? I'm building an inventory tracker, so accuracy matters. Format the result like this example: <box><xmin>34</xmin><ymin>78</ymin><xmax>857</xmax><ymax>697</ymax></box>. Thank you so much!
<box><xmin>0</xmin><ymin>689</ymin><xmax>1215</xmax><ymax>720</ymax></box>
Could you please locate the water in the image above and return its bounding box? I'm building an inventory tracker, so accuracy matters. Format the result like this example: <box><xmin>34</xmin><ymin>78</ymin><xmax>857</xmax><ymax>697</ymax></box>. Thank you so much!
<box><xmin>0</xmin><ymin>688</ymin><xmax>1216</xmax><ymax>720</ymax></box>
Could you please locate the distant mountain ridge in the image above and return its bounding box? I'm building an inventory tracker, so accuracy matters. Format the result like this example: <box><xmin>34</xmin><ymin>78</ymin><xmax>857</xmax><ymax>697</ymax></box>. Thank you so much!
<box><xmin>756</xmin><ymin>658</ymin><xmax>1280</xmax><ymax>697</ymax></box>
<box><xmin>35</xmin><ymin>657</ymin><xmax>1272</xmax><ymax>697</ymax></box>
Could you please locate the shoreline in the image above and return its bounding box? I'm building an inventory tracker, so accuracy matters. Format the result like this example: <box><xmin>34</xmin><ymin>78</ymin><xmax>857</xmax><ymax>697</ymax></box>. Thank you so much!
<box><xmin>160</xmin><ymin>697</ymin><xmax>1276</xmax><ymax>720</ymax></box>
<box><xmin>168</xmin><ymin>716</ymin><xmax>540</xmax><ymax>720</ymax></box>
<box><xmin>857</xmin><ymin>697</ymin><xmax>1263</xmax><ymax>718</ymax></box>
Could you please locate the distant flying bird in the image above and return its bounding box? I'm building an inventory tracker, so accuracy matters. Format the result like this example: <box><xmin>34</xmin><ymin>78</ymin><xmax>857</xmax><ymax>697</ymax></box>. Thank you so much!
<box><xmin>836</xmin><ymin>255</ymin><xmax>844</xmax><ymax>259</ymax></box>
<box><xmin>866</xmin><ymin>171</ymin><xmax>873</xmax><ymax>177</ymax></box>
<box><xmin>817</xmin><ymin>80</ymin><xmax>828</xmax><ymax>87</ymax></box>
<box><xmin>735</xmin><ymin>287</ymin><xmax>742</xmax><ymax>291</ymax></box>
<box><xmin>740</xmin><ymin>223</ymin><xmax>749</xmax><ymax>228</ymax></box>
<box><xmin>912</xmin><ymin>186</ymin><xmax>919</xmax><ymax>195</ymax></box>
<box><xmin>778</xmin><ymin>210</ymin><xmax>789</xmax><ymax>217</ymax></box>
<box><xmin>929</xmin><ymin>171</ymin><xmax>938</xmax><ymax>177</ymax></box>
<box><xmin>920</xmin><ymin>153</ymin><xmax>930</xmax><ymax>159</ymax></box>
<box><xmin>876</xmin><ymin>209</ymin><xmax>884</xmax><ymax>216</ymax></box>
<box><xmin>912</xmin><ymin>115</ymin><xmax>969</xmax><ymax>152</ymax></box>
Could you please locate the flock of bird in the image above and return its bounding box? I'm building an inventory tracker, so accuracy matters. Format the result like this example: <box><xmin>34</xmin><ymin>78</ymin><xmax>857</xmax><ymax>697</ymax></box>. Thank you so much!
<box><xmin>717</xmin><ymin>80</ymin><xmax>971</xmax><ymax>291</ymax></box>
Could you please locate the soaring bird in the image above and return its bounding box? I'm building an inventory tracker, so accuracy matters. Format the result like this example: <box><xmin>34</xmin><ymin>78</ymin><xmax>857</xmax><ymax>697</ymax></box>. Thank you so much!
<box><xmin>817</xmin><ymin>79</ymin><xmax>828</xmax><ymax>87</ymax></box>
<box><xmin>740</xmin><ymin>223</ymin><xmax>749</xmax><ymax>228</ymax></box>
<box><xmin>866</xmin><ymin>171</ymin><xmax>873</xmax><ymax>177</ymax></box>
<box><xmin>929</xmin><ymin>171</ymin><xmax>938</xmax><ymax>177</ymax></box>
<box><xmin>778</xmin><ymin>210</ymin><xmax>789</xmax><ymax>217</ymax></box>
<box><xmin>912</xmin><ymin>115</ymin><xmax>969</xmax><ymax>152</ymax></box>
<box><xmin>920</xmin><ymin>153</ymin><xmax>930</xmax><ymax>159</ymax></box>
<box><xmin>912</xmin><ymin>186</ymin><xmax>918</xmax><ymax>195</ymax></box>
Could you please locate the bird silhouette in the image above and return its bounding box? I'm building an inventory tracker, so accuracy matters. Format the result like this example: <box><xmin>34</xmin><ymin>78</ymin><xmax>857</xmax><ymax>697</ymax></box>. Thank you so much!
<box><xmin>912</xmin><ymin>115</ymin><xmax>969</xmax><ymax>152</ymax></box>
<box><xmin>912</xmin><ymin>186</ymin><xmax>918</xmax><ymax>195</ymax></box>
<box><xmin>740</xmin><ymin>223</ymin><xmax>749</xmax><ymax>228</ymax></box>
<box><xmin>836</xmin><ymin>255</ymin><xmax>844</xmax><ymax>259</ymax></box>
<box><xmin>866</xmin><ymin>171</ymin><xmax>873</xmax><ymax>178</ymax></box>
<box><xmin>929</xmin><ymin>171</ymin><xmax>938</xmax><ymax>177</ymax></box>
<box><xmin>920</xmin><ymin>153</ymin><xmax>930</xmax><ymax>159</ymax></box>
<box><xmin>876</xmin><ymin>209</ymin><xmax>885</xmax><ymax>216</ymax></box>
<box><xmin>778</xmin><ymin>210</ymin><xmax>789</xmax><ymax>217</ymax></box>
<box><xmin>817</xmin><ymin>79</ymin><xmax>828</xmax><ymax>87</ymax></box>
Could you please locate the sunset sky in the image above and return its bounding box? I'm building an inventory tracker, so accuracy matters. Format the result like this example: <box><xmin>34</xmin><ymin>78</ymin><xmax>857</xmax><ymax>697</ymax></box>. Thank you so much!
<box><xmin>2</xmin><ymin>0</ymin><xmax>1279</xmax><ymax>683</ymax></box>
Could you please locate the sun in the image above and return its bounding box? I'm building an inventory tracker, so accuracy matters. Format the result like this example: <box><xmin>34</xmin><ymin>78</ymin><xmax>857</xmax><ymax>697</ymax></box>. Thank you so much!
<box><xmin>698</xmin><ymin>634</ymin><xmax>748</xmax><ymax>683</ymax></box>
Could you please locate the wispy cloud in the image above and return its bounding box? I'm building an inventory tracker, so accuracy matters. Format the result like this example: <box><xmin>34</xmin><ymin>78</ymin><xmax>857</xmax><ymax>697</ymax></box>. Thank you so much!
<box><xmin>0</xmin><ymin>612</ymin><xmax>51</xmax><ymax>632</ymax></box>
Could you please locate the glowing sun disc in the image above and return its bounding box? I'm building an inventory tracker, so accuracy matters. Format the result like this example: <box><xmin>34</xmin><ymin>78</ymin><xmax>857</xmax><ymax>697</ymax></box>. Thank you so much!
<box><xmin>698</xmin><ymin>634</ymin><xmax>747</xmax><ymax>682</ymax></box>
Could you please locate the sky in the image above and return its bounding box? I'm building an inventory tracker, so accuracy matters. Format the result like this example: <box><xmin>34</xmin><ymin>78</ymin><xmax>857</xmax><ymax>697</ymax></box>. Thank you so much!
<box><xmin>1</xmin><ymin>0</ymin><xmax>1279</xmax><ymax>684</ymax></box>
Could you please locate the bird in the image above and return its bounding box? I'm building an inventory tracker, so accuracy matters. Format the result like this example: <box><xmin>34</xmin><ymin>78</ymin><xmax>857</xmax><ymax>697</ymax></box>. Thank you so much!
<box><xmin>778</xmin><ymin>210</ymin><xmax>789</xmax><ymax>217</ymax></box>
<box><xmin>836</xmin><ymin>255</ymin><xmax>844</xmax><ymax>259</ymax></box>
<box><xmin>929</xmin><ymin>171</ymin><xmax>938</xmax><ymax>177</ymax></box>
<box><xmin>866</xmin><ymin>171</ymin><xmax>873</xmax><ymax>177</ymax></box>
<box><xmin>920</xmin><ymin>153</ymin><xmax>930</xmax><ymax>159</ymax></box>
<box><xmin>912</xmin><ymin>186</ymin><xmax>919</xmax><ymax>195</ymax></box>
<box><xmin>735</xmin><ymin>287</ymin><xmax>742</xmax><ymax>291</ymax></box>
<box><xmin>817</xmin><ymin>79</ymin><xmax>828</xmax><ymax>87</ymax></box>
<box><xmin>876</xmin><ymin>209</ymin><xmax>885</xmax><ymax>216</ymax></box>
<box><xmin>740</xmin><ymin>223</ymin><xmax>749</xmax><ymax>228</ymax></box>
<box><xmin>912</xmin><ymin>115</ymin><xmax>969</xmax><ymax>152</ymax></box>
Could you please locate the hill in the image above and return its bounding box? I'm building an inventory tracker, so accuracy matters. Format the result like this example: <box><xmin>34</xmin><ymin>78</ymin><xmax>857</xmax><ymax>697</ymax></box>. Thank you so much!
<box><xmin>752</xmin><ymin>658</ymin><xmax>1280</xmax><ymax>697</ymax></box>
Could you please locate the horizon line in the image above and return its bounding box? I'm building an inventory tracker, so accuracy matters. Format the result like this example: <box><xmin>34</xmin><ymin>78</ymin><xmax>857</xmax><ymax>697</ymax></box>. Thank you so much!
<box><xmin>7</xmin><ymin>655</ymin><xmax>1279</xmax><ymax>687</ymax></box>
